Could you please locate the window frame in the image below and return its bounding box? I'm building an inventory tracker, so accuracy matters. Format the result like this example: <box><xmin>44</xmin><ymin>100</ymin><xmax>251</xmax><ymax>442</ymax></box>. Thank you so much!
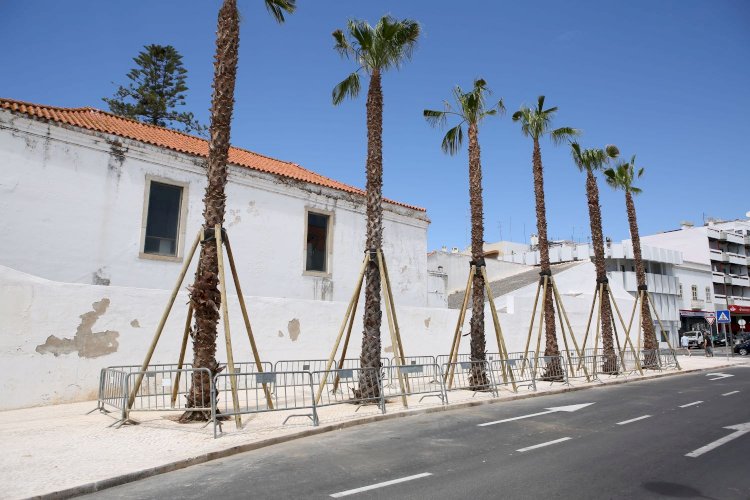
<box><xmin>691</xmin><ymin>285</ymin><xmax>698</xmax><ymax>300</ymax></box>
<box><xmin>302</xmin><ymin>207</ymin><xmax>334</xmax><ymax>277</ymax></box>
<box><xmin>705</xmin><ymin>286</ymin><xmax>711</xmax><ymax>301</ymax></box>
<box><xmin>139</xmin><ymin>175</ymin><xmax>189</xmax><ymax>262</ymax></box>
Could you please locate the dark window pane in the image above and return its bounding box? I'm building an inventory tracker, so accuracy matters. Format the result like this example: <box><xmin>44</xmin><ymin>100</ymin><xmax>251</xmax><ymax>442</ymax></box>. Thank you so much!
<box><xmin>306</xmin><ymin>212</ymin><xmax>329</xmax><ymax>272</ymax></box>
<box><xmin>145</xmin><ymin>181</ymin><xmax>182</xmax><ymax>256</ymax></box>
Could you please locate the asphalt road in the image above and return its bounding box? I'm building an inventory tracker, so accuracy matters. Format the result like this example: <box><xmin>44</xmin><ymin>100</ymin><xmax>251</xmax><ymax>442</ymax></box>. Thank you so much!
<box><xmin>85</xmin><ymin>366</ymin><xmax>750</xmax><ymax>500</ymax></box>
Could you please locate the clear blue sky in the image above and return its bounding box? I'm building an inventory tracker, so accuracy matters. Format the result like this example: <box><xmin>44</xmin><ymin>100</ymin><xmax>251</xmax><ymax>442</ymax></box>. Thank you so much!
<box><xmin>2</xmin><ymin>1</ymin><xmax>748</xmax><ymax>250</ymax></box>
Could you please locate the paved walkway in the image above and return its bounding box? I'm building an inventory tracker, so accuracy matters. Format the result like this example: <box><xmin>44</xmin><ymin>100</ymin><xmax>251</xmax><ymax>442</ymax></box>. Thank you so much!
<box><xmin>2</xmin><ymin>355</ymin><xmax>746</xmax><ymax>499</ymax></box>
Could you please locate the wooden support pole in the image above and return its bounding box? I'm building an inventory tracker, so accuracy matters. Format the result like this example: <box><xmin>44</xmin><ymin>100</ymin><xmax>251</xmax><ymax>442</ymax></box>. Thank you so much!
<box><xmin>171</xmin><ymin>304</ymin><xmax>193</xmax><ymax>406</ymax></box>
<box><xmin>647</xmin><ymin>292</ymin><xmax>681</xmax><ymax>370</ymax></box>
<box><xmin>607</xmin><ymin>286</ymin><xmax>640</xmax><ymax>374</ymax></box>
<box><xmin>579</xmin><ymin>286</ymin><xmax>599</xmax><ymax>355</ymax></box>
<box><xmin>332</xmin><ymin>281</ymin><xmax>361</xmax><ymax>394</ymax></box>
<box><xmin>592</xmin><ymin>283</ymin><xmax>603</xmax><ymax>363</ymax></box>
<box><xmin>377</xmin><ymin>251</ymin><xmax>408</xmax><ymax>407</ymax></box>
<box><xmin>553</xmin><ymin>282</ymin><xmax>587</xmax><ymax>382</ymax></box>
<box><xmin>520</xmin><ymin>279</ymin><xmax>543</xmax><ymax>375</ymax></box>
<box><xmin>127</xmin><ymin>230</ymin><xmax>201</xmax><ymax>411</ymax></box>
<box><xmin>606</xmin><ymin>287</ymin><xmax>629</xmax><ymax>374</ymax></box>
<box><xmin>316</xmin><ymin>254</ymin><xmax>368</xmax><ymax>404</ymax></box>
<box><xmin>613</xmin><ymin>285</ymin><xmax>638</xmax><ymax>358</ymax></box>
<box><xmin>550</xmin><ymin>279</ymin><xmax>587</xmax><ymax>380</ymax></box>
<box><xmin>480</xmin><ymin>267</ymin><xmax>514</xmax><ymax>389</ymax></box>
<box><xmin>445</xmin><ymin>266</ymin><xmax>473</xmax><ymax>385</ymax></box>
<box><xmin>532</xmin><ymin>276</ymin><xmax>549</xmax><ymax>379</ymax></box>
<box><xmin>223</xmin><ymin>235</ymin><xmax>274</xmax><ymax>409</ymax></box>
<box><xmin>380</xmin><ymin>253</ymin><xmax>408</xmax><ymax>368</ymax></box>
<box><xmin>215</xmin><ymin>225</ymin><xmax>242</xmax><ymax>428</ymax></box>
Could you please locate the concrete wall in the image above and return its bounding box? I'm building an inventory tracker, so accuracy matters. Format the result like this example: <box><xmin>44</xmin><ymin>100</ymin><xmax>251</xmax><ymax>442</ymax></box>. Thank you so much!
<box><xmin>427</xmin><ymin>251</ymin><xmax>529</xmax><ymax>296</ymax></box>
<box><xmin>641</xmin><ymin>227</ymin><xmax>711</xmax><ymax>266</ymax></box>
<box><xmin>0</xmin><ymin>262</ymin><xmax>658</xmax><ymax>411</ymax></box>
<box><xmin>0</xmin><ymin>111</ymin><xmax>429</xmax><ymax>306</ymax></box>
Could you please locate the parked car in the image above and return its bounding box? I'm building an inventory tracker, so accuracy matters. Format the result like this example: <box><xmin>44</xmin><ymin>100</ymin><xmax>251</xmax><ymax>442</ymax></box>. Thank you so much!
<box><xmin>712</xmin><ymin>334</ymin><xmax>727</xmax><ymax>347</ymax></box>
<box><xmin>734</xmin><ymin>339</ymin><xmax>750</xmax><ymax>356</ymax></box>
<box><xmin>734</xmin><ymin>333</ymin><xmax>750</xmax><ymax>345</ymax></box>
<box><xmin>681</xmin><ymin>331</ymin><xmax>704</xmax><ymax>349</ymax></box>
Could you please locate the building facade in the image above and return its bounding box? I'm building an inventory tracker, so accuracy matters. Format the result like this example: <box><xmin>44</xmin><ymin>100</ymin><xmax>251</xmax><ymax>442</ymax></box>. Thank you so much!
<box><xmin>0</xmin><ymin>99</ymin><xmax>430</xmax><ymax>306</ymax></box>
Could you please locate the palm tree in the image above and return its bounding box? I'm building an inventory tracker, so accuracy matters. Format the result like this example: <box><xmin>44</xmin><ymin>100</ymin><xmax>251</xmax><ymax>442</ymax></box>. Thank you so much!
<box><xmin>570</xmin><ymin>142</ymin><xmax>620</xmax><ymax>372</ymax></box>
<box><xmin>512</xmin><ymin>97</ymin><xmax>578</xmax><ymax>361</ymax></box>
<box><xmin>181</xmin><ymin>0</ymin><xmax>295</xmax><ymax>422</ymax></box>
<box><xmin>424</xmin><ymin>79</ymin><xmax>504</xmax><ymax>387</ymax></box>
<box><xmin>604</xmin><ymin>158</ymin><xmax>659</xmax><ymax>364</ymax></box>
<box><xmin>332</xmin><ymin>16</ymin><xmax>420</xmax><ymax>398</ymax></box>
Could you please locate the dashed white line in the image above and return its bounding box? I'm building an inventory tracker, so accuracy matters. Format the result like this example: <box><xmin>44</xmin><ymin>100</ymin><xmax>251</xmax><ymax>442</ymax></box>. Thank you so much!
<box><xmin>616</xmin><ymin>415</ymin><xmax>652</xmax><ymax>425</ymax></box>
<box><xmin>722</xmin><ymin>391</ymin><xmax>739</xmax><ymax>396</ymax></box>
<box><xmin>516</xmin><ymin>437</ymin><xmax>572</xmax><ymax>453</ymax></box>
<box><xmin>679</xmin><ymin>401</ymin><xmax>703</xmax><ymax>408</ymax></box>
<box><xmin>330</xmin><ymin>473</ymin><xmax>433</xmax><ymax>497</ymax></box>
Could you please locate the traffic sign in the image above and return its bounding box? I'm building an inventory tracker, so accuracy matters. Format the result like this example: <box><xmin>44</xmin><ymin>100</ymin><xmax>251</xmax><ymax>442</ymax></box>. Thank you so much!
<box><xmin>716</xmin><ymin>309</ymin><xmax>731</xmax><ymax>324</ymax></box>
<box><xmin>706</xmin><ymin>317</ymin><xmax>716</xmax><ymax>326</ymax></box>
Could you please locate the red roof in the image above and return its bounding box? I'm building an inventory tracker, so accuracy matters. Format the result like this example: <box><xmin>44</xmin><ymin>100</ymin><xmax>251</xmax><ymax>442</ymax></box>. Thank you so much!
<box><xmin>0</xmin><ymin>98</ymin><xmax>425</xmax><ymax>212</ymax></box>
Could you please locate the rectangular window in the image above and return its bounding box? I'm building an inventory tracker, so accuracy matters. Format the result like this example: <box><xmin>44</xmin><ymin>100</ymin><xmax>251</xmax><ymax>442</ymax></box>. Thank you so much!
<box><xmin>305</xmin><ymin>211</ymin><xmax>330</xmax><ymax>273</ymax></box>
<box><xmin>691</xmin><ymin>285</ymin><xmax>698</xmax><ymax>300</ymax></box>
<box><xmin>141</xmin><ymin>178</ymin><xmax>187</xmax><ymax>259</ymax></box>
<box><xmin>678</xmin><ymin>283</ymin><xmax>683</xmax><ymax>298</ymax></box>
<box><xmin>705</xmin><ymin>286</ymin><xmax>711</xmax><ymax>301</ymax></box>
<box><xmin>660</xmin><ymin>330</ymin><xmax>669</xmax><ymax>342</ymax></box>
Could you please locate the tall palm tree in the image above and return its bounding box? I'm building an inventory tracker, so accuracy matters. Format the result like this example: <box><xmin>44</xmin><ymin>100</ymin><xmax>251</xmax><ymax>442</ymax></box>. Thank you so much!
<box><xmin>332</xmin><ymin>16</ymin><xmax>420</xmax><ymax>398</ymax></box>
<box><xmin>604</xmin><ymin>158</ymin><xmax>659</xmax><ymax>361</ymax></box>
<box><xmin>181</xmin><ymin>0</ymin><xmax>295</xmax><ymax>422</ymax></box>
<box><xmin>424</xmin><ymin>79</ymin><xmax>504</xmax><ymax>386</ymax></box>
<box><xmin>512</xmin><ymin>97</ymin><xmax>578</xmax><ymax>360</ymax></box>
<box><xmin>570</xmin><ymin>142</ymin><xmax>620</xmax><ymax>372</ymax></box>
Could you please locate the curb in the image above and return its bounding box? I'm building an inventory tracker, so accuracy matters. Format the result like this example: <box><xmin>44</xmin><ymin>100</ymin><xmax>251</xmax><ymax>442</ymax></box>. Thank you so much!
<box><xmin>36</xmin><ymin>362</ymin><xmax>742</xmax><ymax>499</ymax></box>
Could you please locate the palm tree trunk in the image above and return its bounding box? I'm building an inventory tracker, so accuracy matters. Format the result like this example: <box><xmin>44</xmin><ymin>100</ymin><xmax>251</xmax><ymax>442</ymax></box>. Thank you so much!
<box><xmin>585</xmin><ymin>170</ymin><xmax>617</xmax><ymax>372</ymax></box>
<box><xmin>180</xmin><ymin>0</ymin><xmax>239</xmax><ymax>422</ymax></box>
<box><xmin>626</xmin><ymin>191</ymin><xmax>658</xmax><ymax>363</ymax></box>
<box><xmin>532</xmin><ymin>138</ymin><xmax>559</xmax><ymax>359</ymax></box>
<box><xmin>357</xmin><ymin>69</ymin><xmax>383</xmax><ymax>400</ymax></box>
<box><xmin>467</xmin><ymin>123</ymin><xmax>488</xmax><ymax>388</ymax></box>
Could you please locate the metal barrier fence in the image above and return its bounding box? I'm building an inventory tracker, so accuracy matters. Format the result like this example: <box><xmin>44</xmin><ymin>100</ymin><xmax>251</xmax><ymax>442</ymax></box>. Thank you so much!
<box><xmin>92</xmin><ymin>368</ymin><xmax>128</xmax><ymax>414</ymax></box>
<box><xmin>313</xmin><ymin>367</ymin><xmax>385</xmax><ymax>412</ymax></box>
<box><xmin>489</xmin><ymin>358</ymin><xmax>536</xmax><ymax>392</ymax></box>
<box><xmin>532</xmin><ymin>355</ymin><xmax>569</xmax><ymax>385</ymax></box>
<box><xmin>442</xmin><ymin>361</ymin><xmax>498</xmax><ymax>400</ymax></box>
<box><xmin>341</xmin><ymin>358</ymin><xmax>391</xmax><ymax>386</ymax></box>
<box><xmin>213</xmin><ymin>370</ymin><xmax>317</xmax><ymax>438</ymax></box>
<box><xmin>274</xmin><ymin>359</ymin><xmax>337</xmax><ymax>389</ymax></box>
<box><xmin>558</xmin><ymin>350</ymin><xmax>595</xmax><ymax>381</ymax></box>
<box><xmin>385</xmin><ymin>363</ymin><xmax>446</xmax><ymax>405</ymax></box>
<box><xmin>118</xmin><ymin>367</ymin><xmax>214</xmax><ymax>427</ymax></box>
<box><xmin>658</xmin><ymin>349</ymin><xmax>679</xmax><ymax>369</ymax></box>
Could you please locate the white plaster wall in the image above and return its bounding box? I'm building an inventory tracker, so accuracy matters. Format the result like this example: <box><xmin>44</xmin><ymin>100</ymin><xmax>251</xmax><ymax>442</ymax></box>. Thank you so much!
<box><xmin>1</xmin><ymin>262</ymin><xmax>655</xmax><ymax>411</ymax></box>
<box><xmin>641</xmin><ymin>228</ymin><xmax>710</xmax><ymax>266</ymax></box>
<box><xmin>673</xmin><ymin>263</ymin><xmax>715</xmax><ymax>312</ymax></box>
<box><xmin>0</xmin><ymin>111</ymin><xmax>429</xmax><ymax>306</ymax></box>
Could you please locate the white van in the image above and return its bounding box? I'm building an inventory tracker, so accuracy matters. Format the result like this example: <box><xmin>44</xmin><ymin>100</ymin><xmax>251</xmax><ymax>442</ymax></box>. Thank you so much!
<box><xmin>681</xmin><ymin>331</ymin><xmax>704</xmax><ymax>349</ymax></box>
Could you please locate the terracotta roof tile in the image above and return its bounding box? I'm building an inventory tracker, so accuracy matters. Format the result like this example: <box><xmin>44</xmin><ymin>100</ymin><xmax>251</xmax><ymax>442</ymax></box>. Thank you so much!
<box><xmin>0</xmin><ymin>98</ymin><xmax>425</xmax><ymax>212</ymax></box>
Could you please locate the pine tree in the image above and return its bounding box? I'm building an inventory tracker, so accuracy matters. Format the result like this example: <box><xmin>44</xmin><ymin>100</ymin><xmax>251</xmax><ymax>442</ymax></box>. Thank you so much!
<box><xmin>103</xmin><ymin>44</ymin><xmax>206</xmax><ymax>135</ymax></box>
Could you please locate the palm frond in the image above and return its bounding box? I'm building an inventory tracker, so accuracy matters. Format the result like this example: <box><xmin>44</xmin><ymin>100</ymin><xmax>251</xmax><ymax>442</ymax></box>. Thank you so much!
<box><xmin>332</xmin><ymin>71</ymin><xmax>361</xmax><ymax>105</ymax></box>
<box><xmin>265</xmin><ymin>0</ymin><xmax>296</xmax><ymax>23</ymax></box>
<box><xmin>605</xmin><ymin>144</ymin><xmax>620</xmax><ymax>159</ymax></box>
<box><xmin>423</xmin><ymin>109</ymin><xmax>448</xmax><ymax>128</ymax></box>
<box><xmin>332</xmin><ymin>29</ymin><xmax>352</xmax><ymax>58</ymax></box>
<box><xmin>441</xmin><ymin>124</ymin><xmax>464</xmax><ymax>155</ymax></box>
<box><xmin>550</xmin><ymin>126</ymin><xmax>580</xmax><ymax>145</ymax></box>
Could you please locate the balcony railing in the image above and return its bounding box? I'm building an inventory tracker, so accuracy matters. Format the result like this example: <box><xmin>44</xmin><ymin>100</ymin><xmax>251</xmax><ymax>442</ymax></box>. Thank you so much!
<box><xmin>690</xmin><ymin>299</ymin><xmax>705</xmax><ymax>310</ymax></box>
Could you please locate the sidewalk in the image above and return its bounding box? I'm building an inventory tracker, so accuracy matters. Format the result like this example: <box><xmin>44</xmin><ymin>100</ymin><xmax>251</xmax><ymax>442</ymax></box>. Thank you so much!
<box><xmin>2</xmin><ymin>355</ymin><xmax>746</xmax><ymax>500</ymax></box>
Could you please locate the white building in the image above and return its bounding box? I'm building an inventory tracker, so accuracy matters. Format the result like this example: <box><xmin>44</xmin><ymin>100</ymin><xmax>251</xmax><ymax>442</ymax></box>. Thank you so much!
<box><xmin>642</xmin><ymin>219</ymin><xmax>750</xmax><ymax>337</ymax></box>
<box><xmin>495</xmin><ymin>239</ymin><xmax>682</xmax><ymax>343</ymax></box>
<box><xmin>0</xmin><ymin>98</ymin><xmax>430</xmax><ymax>306</ymax></box>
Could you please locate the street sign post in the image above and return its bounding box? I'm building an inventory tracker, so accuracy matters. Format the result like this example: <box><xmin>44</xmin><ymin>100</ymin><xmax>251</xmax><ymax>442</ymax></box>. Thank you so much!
<box><xmin>716</xmin><ymin>310</ymin><xmax>731</xmax><ymax>323</ymax></box>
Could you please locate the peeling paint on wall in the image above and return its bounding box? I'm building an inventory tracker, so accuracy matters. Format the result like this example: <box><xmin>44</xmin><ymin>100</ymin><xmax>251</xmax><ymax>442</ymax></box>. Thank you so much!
<box><xmin>424</xmin><ymin>317</ymin><xmax>431</xmax><ymax>328</ymax></box>
<box><xmin>35</xmin><ymin>298</ymin><xmax>119</xmax><ymax>358</ymax></box>
<box><xmin>384</xmin><ymin>344</ymin><xmax>394</xmax><ymax>353</ymax></box>
<box><xmin>287</xmin><ymin>319</ymin><xmax>301</xmax><ymax>342</ymax></box>
<box><xmin>92</xmin><ymin>268</ymin><xmax>110</xmax><ymax>286</ymax></box>
<box><xmin>130</xmin><ymin>319</ymin><xmax>141</xmax><ymax>328</ymax></box>
<box><xmin>277</xmin><ymin>330</ymin><xmax>284</xmax><ymax>338</ymax></box>
<box><xmin>246</xmin><ymin>201</ymin><xmax>259</xmax><ymax>216</ymax></box>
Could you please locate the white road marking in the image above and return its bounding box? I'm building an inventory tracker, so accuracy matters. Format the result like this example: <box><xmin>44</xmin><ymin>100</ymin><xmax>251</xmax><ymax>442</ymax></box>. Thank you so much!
<box><xmin>616</xmin><ymin>415</ymin><xmax>652</xmax><ymax>425</ymax></box>
<box><xmin>679</xmin><ymin>401</ymin><xmax>703</xmax><ymax>408</ymax></box>
<box><xmin>478</xmin><ymin>403</ymin><xmax>595</xmax><ymax>427</ymax></box>
<box><xmin>722</xmin><ymin>391</ymin><xmax>739</xmax><ymax>396</ymax></box>
<box><xmin>516</xmin><ymin>437</ymin><xmax>572</xmax><ymax>453</ymax></box>
<box><xmin>707</xmin><ymin>373</ymin><xmax>734</xmax><ymax>381</ymax></box>
<box><xmin>330</xmin><ymin>473</ymin><xmax>433</xmax><ymax>497</ymax></box>
<box><xmin>686</xmin><ymin>422</ymin><xmax>750</xmax><ymax>458</ymax></box>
